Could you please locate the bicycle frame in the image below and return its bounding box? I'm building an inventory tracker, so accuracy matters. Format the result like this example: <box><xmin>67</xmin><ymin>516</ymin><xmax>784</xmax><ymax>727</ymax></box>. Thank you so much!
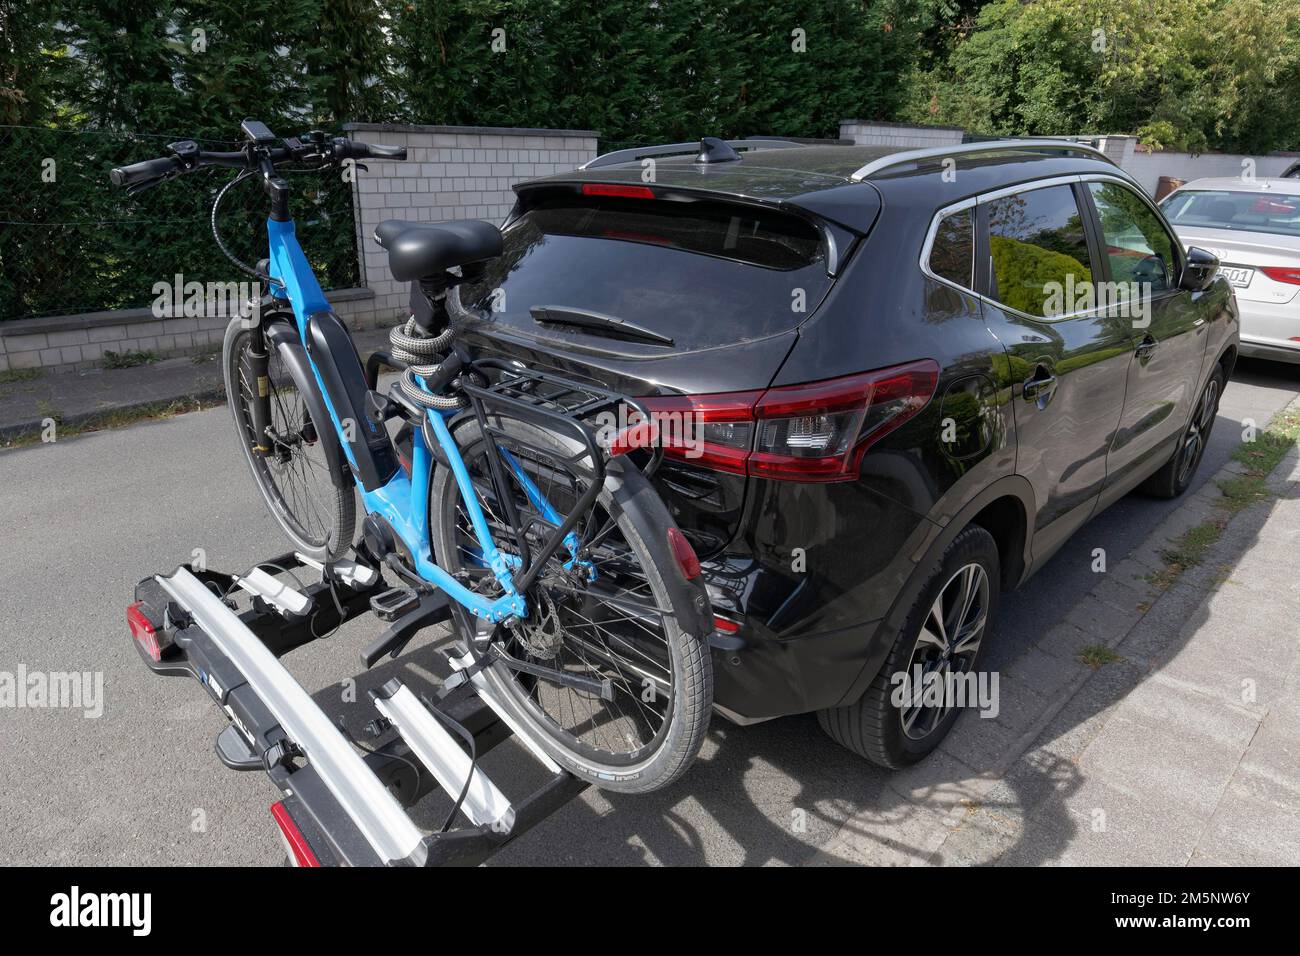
<box><xmin>264</xmin><ymin>217</ymin><xmax>531</xmax><ymax>624</ymax></box>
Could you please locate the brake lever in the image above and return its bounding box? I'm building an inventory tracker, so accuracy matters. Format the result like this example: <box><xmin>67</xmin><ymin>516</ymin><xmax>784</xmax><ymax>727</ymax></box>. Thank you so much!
<box><xmin>125</xmin><ymin>176</ymin><xmax>167</xmax><ymax>197</ymax></box>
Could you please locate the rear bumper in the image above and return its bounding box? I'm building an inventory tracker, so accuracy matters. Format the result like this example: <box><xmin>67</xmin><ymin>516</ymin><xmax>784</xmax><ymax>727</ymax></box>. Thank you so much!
<box><xmin>708</xmin><ymin>617</ymin><xmax>884</xmax><ymax>722</ymax></box>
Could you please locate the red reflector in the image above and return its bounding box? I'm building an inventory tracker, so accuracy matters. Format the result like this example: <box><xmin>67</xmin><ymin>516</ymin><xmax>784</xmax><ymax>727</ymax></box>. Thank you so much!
<box><xmin>127</xmin><ymin>601</ymin><xmax>162</xmax><ymax>662</ymax></box>
<box><xmin>1262</xmin><ymin>266</ymin><xmax>1300</xmax><ymax>286</ymax></box>
<box><xmin>667</xmin><ymin>527</ymin><xmax>701</xmax><ymax>580</ymax></box>
<box><xmin>712</xmin><ymin>615</ymin><xmax>740</xmax><ymax>634</ymax></box>
<box><xmin>271</xmin><ymin>801</ymin><xmax>321</xmax><ymax>867</ymax></box>
<box><xmin>582</xmin><ymin>183</ymin><xmax>656</xmax><ymax>200</ymax></box>
<box><xmin>606</xmin><ymin>418</ymin><xmax>660</xmax><ymax>457</ymax></box>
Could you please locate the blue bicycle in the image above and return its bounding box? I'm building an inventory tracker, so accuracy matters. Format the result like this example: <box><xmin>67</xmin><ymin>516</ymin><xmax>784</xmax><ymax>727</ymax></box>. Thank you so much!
<box><xmin>111</xmin><ymin>120</ymin><xmax>713</xmax><ymax>793</ymax></box>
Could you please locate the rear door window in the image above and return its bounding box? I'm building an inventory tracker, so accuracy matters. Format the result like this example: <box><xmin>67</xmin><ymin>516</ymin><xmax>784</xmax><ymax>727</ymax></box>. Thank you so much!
<box><xmin>985</xmin><ymin>185</ymin><xmax>1097</xmax><ymax>319</ymax></box>
<box><xmin>458</xmin><ymin>195</ymin><xmax>832</xmax><ymax>349</ymax></box>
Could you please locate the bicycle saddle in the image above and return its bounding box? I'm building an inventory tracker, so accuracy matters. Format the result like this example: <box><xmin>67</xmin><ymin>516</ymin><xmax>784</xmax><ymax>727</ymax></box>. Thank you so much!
<box><xmin>373</xmin><ymin>219</ymin><xmax>503</xmax><ymax>282</ymax></box>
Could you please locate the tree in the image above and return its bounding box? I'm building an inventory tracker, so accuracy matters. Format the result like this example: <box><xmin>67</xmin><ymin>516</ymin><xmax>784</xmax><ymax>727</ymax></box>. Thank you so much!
<box><xmin>904</xmin><ymin>0</ymin><xmax>1300</xmax><ymax>153</ymax></box>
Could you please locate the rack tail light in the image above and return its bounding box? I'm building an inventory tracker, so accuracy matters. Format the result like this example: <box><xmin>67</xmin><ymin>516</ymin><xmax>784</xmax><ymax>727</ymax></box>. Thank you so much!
<box><xmin>638</xmin><ymin>360</ymin><xmax>938</xmax><ymax>482</ymax></box>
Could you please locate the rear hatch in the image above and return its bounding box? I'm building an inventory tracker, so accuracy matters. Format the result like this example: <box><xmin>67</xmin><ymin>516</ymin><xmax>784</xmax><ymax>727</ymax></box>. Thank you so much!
<box><xmin>452</xmin><ymin>184</ymin><xmax>841</xmax><ymax>555</ymax></box>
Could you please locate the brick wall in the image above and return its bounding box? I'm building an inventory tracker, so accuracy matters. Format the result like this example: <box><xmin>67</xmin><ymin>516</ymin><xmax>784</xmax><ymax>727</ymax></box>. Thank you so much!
<box><xmin>839</xmin><ymin>120</ymin><xmax>965</xmax><ymax>149</ymax></box>
<box><xmin>344</xmin><ymin>123</ymin><xmax>599</xmax><ymax>330</ymax></box>
<box><xmin>1098</xmin><ymin>135</ymin><xmax>1300</xmax><ymax>196</ymax></box>
<box><xmin>0</xmin><ymin>289</ymin><xmax>374</xmax><ymax>375</ymax></box>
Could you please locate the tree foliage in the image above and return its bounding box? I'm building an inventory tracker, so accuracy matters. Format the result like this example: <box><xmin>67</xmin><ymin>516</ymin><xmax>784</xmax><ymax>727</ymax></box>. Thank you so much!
<box><xmin>904</xmin><ymin>0</ymin><xmax>1300</xmax><ymax>152</ymax></box>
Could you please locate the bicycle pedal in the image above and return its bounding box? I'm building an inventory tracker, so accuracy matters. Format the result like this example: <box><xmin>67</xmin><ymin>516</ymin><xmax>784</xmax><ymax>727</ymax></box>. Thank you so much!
<box><xmin>370</xmin><ymin>586</ymin><xmax>420</xmax><ymax>622</ymax></box>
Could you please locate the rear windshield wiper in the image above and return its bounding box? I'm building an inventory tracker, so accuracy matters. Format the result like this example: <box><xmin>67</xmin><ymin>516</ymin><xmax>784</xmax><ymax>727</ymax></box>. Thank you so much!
<box><xmin>530</xmin><ymin>305</ymin><xmax>675</xmax><ymax>347</ymax></box>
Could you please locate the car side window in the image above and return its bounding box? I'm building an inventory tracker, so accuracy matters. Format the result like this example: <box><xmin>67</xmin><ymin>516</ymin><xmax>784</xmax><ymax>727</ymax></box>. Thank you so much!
<box><xmin>985</xmin><ymin>185</ymin><xmax>1096</xmax><ymax>319</ymax></box>
<box><xmin>928</xmin><ymin>209</ymin><xmax>974</xmax><ymax>289</ymax></box>
<box><xmin>1087</xmin><ymin>181</ymin><xmax>1176</xmax><ymax>294</ymax></box>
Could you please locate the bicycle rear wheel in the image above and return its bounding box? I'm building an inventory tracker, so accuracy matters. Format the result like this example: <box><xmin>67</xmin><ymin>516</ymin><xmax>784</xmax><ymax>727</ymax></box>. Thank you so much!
<box><xmin>223</xmin><ymin>318</ymin><xmax>355</xmax><ymax>561</ymax></box>
<box><xmin>429</xmin><ymin>417</ymin><xmax>712</xmax><ymax>793</ymax></box>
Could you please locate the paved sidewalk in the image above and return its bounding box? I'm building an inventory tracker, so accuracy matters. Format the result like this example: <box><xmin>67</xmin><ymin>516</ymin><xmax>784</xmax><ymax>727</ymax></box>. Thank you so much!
<box><xmin>0</xmin><ymin>328</ymin><xmax>392</xmax><ymax>441</ymax></box>
<box><xmin>812</xmin><ymin>409</ymin><xmax>1300</xmax><ymax>867</ymax></box>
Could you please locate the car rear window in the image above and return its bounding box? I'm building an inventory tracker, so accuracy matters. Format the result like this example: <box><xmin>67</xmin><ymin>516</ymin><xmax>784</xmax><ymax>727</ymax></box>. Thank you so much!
<box><xmin>1161</xmin><ymin>189</ymin><xmax>1300</xmax><ymax>238</ymax></box>
<box><xmin>457</xmin><ymin>195</ymin><xmax>833</xmax><ymax>349</ymax></box>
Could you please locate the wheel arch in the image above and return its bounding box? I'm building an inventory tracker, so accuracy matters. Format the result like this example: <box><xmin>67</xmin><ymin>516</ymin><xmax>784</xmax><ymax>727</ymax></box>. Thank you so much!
<box><xmin>833</xmin><ymin>474</ymin><xmax>1036</xmax><ymax>708</ymax></box>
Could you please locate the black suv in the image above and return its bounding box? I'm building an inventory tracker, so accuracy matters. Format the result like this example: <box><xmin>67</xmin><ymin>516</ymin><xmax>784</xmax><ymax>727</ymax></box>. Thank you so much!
<box><xmin>447</xmin><ymin>137</ymin><xmax>1239</xmax><ymax>768</ymax></box>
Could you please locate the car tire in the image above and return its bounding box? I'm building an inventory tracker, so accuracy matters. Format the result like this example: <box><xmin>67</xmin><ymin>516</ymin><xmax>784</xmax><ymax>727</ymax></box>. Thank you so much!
<box><xmin>817</xmin><ymin>524</ymin><xmax>1000</xmax><ymax>769</ymax></box>
<box><xmin>1141</xmin><ymin>365</ymin><xmax>1224</xmax><ymax>499</ymax></box>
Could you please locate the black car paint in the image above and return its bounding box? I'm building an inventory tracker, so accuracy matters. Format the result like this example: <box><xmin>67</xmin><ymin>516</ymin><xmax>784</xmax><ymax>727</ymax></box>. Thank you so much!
<box><xmin>461</xmin><ymin>146</ymin><xmax>1238</xmax><ymax>722</ymax></box>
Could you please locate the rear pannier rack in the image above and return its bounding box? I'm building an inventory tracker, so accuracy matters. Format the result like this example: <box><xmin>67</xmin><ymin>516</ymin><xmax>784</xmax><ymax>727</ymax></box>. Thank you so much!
<box><xmin>849</xmin><ymin>139</ymin><xmax>1113</xmax><ymax>182</ymax></box>
<box><xmin>581</xmin><ymin>137</ymin><xmax>804</xmax><ymax>170</ymax></box>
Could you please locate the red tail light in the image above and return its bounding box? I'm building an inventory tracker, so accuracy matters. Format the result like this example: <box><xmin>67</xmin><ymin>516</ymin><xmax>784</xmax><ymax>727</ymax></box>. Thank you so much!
<box><xmin>582</xmin><ymin>183</ymin><xmax>656</xmax><ymax>200</ymax></box>
<box><xmin>667</xmin><ymin>527</ymin><xmax>701</xmax><ymax>580</ymax></box>
<box><xmin>639</xmin><ymin>360</ymin><xmax>939</xmax><ymax>482</ymax></box>
<box><xmin>1261</xmin><ymin>266</ymin><xmax>1300</xmax><ymax>286</ymax></box>
<box><xmin>271</xmin><ymin>801</ymin><xmax>321</xmax><ymax>867</ymax></box>
<box><xmin>127</xmin><ymin>601</ymin><xmax>163</xmax><ymax>662</ymax></box>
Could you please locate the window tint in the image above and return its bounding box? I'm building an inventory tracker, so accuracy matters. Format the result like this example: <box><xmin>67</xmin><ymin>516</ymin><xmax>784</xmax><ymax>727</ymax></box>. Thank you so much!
<box><xmin>1161</xmin><ymin>189</ymin><xmax>1300</xmax><ymax>239</ymax></box>
<box><xmin>1088</xmin><ymin>182</ymin><xmax>1176</xmax><ymax>293</ymax></box>
<box><xmin>986</xmin><ymin>185</ymin><xmax>1095</xmax><ymax>319</ymax></box>
<box><xmin>928</xmin><ymin>209</ymin><xmax>974</xmax><ymax>288</ymax></box>
<box><xmin>458</xmin><ymin>196</ymin><xmax>832</xmax><ymax>349</ymax></box>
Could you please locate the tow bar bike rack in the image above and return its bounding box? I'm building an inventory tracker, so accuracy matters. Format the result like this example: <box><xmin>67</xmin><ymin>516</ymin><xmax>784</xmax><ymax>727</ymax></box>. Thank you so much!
<box><xmin>129</xmin><ymin>551</ymin><xmax>588</xmax><ymax>867</ymax></box>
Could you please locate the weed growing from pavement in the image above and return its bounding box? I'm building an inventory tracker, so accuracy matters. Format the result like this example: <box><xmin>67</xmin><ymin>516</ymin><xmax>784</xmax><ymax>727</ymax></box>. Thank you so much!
<box><xmin>0</xmin><ymin>368</ymin><xmax>41</xmax><ymax>386</ymax></box>
<box><xmin>0</xmin><ymin>395</ymin><xmax>222</xmax><ymax>450</ymax></box>
<box><xmin>1146</xmin><ymin>404</ymin><xmax>1300</xmax><ymax>590</ymax></box>
<box><xmin>102</xmin><ymin>348</ymin><xmax>161</xmax><ymax>369</ymax></box>
<box><xmin>1079</xmin><ymin>644</ymin><xmax>1124</xmax><ymax>669</ymax></box>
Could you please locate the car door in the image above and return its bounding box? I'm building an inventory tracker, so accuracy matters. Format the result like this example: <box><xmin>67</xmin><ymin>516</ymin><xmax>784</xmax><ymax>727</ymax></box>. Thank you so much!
<box><xmin>1085</xmin><ymin>178</ymin><xmax>1210</xmax><ymax>494</ymax></box>
<box><xmin>976</xmin><ymin>181</ymin><xmax>1132</xmax><ymax>563</ymax></box>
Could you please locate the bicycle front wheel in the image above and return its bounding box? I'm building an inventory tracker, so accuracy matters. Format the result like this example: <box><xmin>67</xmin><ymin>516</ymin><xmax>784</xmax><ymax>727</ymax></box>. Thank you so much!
<box><xmin>223</xmin><ymin>318</ymin><xmax>355</xmax><ymax>561</ymax></box>
<box><xmin>429</xmin><ymin>416</ymin><xmax>712</xmax><ymax>793</ymax></box>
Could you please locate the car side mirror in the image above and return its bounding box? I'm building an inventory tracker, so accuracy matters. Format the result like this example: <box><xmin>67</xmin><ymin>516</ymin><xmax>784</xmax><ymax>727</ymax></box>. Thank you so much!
<box><xmin>1180</xmin><ymin>246</ymin><xmax>1219</xmax><ymax>292</ymax></box>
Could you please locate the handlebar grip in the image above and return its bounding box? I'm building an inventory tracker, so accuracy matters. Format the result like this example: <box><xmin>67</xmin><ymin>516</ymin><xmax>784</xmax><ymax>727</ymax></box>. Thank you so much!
<box><xmin>109</xmin><ymin>155</ymin><xmax>183</xmax><ymax>187</ymax></box>
<box><xmin>366</xmin><ymin>143</ymin><xmax>407</xmax><ymax>160</ymax></box>
<box><xmin>336</xmin><ymin>140</ymin><xmax>406</xmax><ymax>162</ymax></box>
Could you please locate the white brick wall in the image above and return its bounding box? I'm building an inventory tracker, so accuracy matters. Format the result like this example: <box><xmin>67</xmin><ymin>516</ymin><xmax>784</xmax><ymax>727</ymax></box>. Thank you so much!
<box><xmin>840</xmin><ymin>120</ymin><xmax>965</xmax><ymax>148</ymax></box>
<box><xmin>1099</xmin><ymin>135</ymin><xmax>1299</xmax><ymax>196</ymax></box>
<box><xmin>344</xmin><ymin>123</ymin><xmax>598</xmax><ymax>326</ymax></box>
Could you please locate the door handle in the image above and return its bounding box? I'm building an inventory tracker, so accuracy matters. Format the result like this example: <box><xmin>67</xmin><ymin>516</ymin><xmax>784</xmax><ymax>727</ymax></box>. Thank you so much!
<box><xmin>1135</xmin><ymin>335</ymin><xmax>1159</xmax><ymax>362</ymax></box>
<box><xmin>1022</xmin><ymin>369</ymin><xmax>1058</xmax><ymax>406</ymax></box>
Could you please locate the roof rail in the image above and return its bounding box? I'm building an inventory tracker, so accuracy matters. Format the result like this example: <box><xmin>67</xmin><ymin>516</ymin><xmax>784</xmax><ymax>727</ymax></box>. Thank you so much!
<box><xmin>849</xmin><ymin>139</ymin><xmax>1113</xmax><ymax>182</ymax></box>
<box><xmin>581</xmin><ymin>137</ymin><xmax>804</xmax><ymax>170</ymax></box>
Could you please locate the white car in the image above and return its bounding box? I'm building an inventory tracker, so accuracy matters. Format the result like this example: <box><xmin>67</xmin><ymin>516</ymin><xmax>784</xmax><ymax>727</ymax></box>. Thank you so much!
<box><xmin>1160</xmin><ymin>177</ymin><xmax>1300</xmax><ymax>364</ymax></box>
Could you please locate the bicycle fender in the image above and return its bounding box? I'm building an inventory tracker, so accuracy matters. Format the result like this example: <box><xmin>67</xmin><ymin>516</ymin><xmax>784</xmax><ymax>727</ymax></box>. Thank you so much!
<box><xmin>263</xmin><ymin>317</ymin><xmax>352</xmax><ymax>491</ymax></box>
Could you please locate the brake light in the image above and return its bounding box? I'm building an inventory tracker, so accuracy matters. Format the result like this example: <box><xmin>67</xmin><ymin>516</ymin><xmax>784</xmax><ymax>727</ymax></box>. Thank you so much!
<box><xmin>271</xmin><ymin>801</ymin><xmax>321</xmax><ymax>867</ymax></box>
<box><xmin>667</xmin><ymin>527</ymin><xmax>701</xmax><ymax>580</ymax></box>
<box><xmin>1261</xmin><ymin>266</ymin><xmax>1300</xmax><ymax>286</ymax></box>
<box><xmin>712</xmin><ymin>615</ymin><xmax>741</xmax><ymax>634</ymax></box>
<box><xmin>639</xmin><ymin>360</ymin><xmax>939</xmax><ymax>482</ymax></box>
<box><xmin>606</xmin><ymin>418</ymin><xmax>660</xmax><ymax>457</ymax></box>
<box><xmin>127</xmin><ymin>601</ymin><xmax>163</xmax><ymax>662</ymax></box>
<box><xmin>582</xmin><ymin>183</ymin><xmax>656</xmax><ymax>200</ymax></box>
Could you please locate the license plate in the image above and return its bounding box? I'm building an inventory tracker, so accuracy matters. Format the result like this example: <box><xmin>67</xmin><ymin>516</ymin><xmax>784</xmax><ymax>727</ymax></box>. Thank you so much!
<box><xmin>1218</xmin><ymin>266</ymin><xmax>1254</xmax><ymax>288</ymax></box>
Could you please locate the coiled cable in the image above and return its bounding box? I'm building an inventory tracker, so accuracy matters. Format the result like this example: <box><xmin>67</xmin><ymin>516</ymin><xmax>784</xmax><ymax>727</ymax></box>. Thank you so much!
<box><xmin>388</xmin><ymin>314</ymin><xmax>466</xmax><ymax>410</ymax></box>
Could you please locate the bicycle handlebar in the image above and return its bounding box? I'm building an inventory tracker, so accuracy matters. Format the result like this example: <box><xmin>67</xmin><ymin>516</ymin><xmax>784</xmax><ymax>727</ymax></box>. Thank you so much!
<box><xmin>109</xmin><ymin>132</ymin><xmax>406</xmax><ymax>189</ymax></box>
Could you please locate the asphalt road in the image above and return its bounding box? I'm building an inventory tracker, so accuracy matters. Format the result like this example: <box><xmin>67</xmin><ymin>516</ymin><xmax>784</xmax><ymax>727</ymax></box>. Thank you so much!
<box><xmin>1</xmin><ymin>357</ymin><xmax>1297</xmax><ymax>866</ymax></box>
